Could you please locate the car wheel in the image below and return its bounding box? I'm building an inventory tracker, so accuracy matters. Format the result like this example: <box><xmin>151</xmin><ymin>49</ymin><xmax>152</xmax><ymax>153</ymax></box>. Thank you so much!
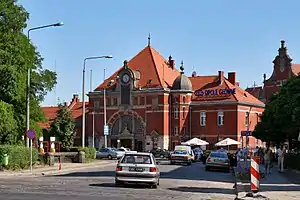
<box><xmin>157</xmin><ymin>178</ymin><xmax>160</xmax><ymax>186</ymax></box>
<box><xmin>151</xmin><ymin>183</ymin><xmax>158</xmax><ymax>189</ymax></box>
<box><xmin>107</xmin><ymin>155</ymin><xmax>112</xmax><ymax>160</ymax></box>
<box><xmin>170</xmin><ymin>161</ymin><xmax>174</xmax><ymax>165</ymax></box>
<box><xmin>187</xmin><ymin>161</ymin><xmax>192</xmax><ymax>166</ymax></box>
<box><xmin>205</xmin><ymin>166</ymin><xmax>209</xmax><ymax>171</ymax></box>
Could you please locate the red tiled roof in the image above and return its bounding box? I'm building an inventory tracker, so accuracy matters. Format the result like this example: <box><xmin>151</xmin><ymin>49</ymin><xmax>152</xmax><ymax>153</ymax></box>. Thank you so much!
<box><xmin>245</xmin><ymin>86</ymin><xmax>263</xmax><ymax>100</ymax></box>
<box><xmin>291</xmin><ymin>64</ymin><xmax>300</xmax><ymax>75</ymax></box>
<box><xmin>39</xmin><ymin>100</ymin><xmax>89</xmax><ymax>129</ymax></box>
<box><xmin>95</xmin><ymin>45</ymin><xmax>181</xmax><ymax>90</ymax></box>
<box><xmin>189</xmin><ymin>74</ymin><xmax>264</xmax><ymax>106</ymax></box>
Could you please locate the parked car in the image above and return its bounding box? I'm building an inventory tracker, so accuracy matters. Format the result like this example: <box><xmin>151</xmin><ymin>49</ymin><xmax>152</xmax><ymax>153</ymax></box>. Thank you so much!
<box><xmin>169</xmin><ymin>149</ymin><xmax>193</xmax><ymax>165</ymax></box>
<box><xmin>115</xmin><ymin>152</ymin><xmax>160</xmax><ymax>188</ymax></box>
<box><xmin>96</xmin><ymin>147</ymin><xmax>120</xmax><ymax>159</ymax></box>
<box><xmin>205</xmin><ymin>151</ymin><xmax>230</xmax><ymax>172</ymax></box>
<box><xmin>150</xmin><ymin>148</ymin><xmax>169</xmax><ymax>158</ymax></box>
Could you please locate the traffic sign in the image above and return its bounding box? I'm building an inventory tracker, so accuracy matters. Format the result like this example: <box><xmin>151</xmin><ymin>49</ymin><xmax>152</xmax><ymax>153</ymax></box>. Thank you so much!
<box><xmin>26</xmin><ymin>129</ymin><xmax>36</xmax><ymax>139</ymax></box>
<box><xmin>241</xmin><ymin>130</ymin><xmax>252</xmax><ymax>137</ymax></box>
<box><xmin>104</xmin><ymin>125</ymin><xmax>109</xmax><ymax>136</ymax></box>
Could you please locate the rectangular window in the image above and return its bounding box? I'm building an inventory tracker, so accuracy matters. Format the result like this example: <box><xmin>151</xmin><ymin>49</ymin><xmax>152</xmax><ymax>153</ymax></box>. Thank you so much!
<box><xmin>174</xmin><ymin>108</ymin><xmax>179</xmax><ymax>119</ymax></box>
<box><xmin>245</xmin><ymin>112</ymin><xmax>250</xmax><ymax>127</ymax></box>
<box><xmin>133</xmin><ymin>97</ymin><xmax>138</xmax><ymax>105</ymax></box>
<box><xmin>152</xmin><ymin>96</ymin><xmax>158</xmax><ymax>109</ymax></box>
<box><xmin>113</xmin><ymin>97</ymin><xmax>118</xmax><ymax>106</ymax></box>
<box><xmin>174</xmin><ymin>126</ymin><xmax>178</xmax><ymax>136</ymax></box>
<box><xmin>182</xmin><ymin>107</ymin><xmax>186</xmax><ymax>119</ymax></box>
<box><xmin>94</xmin><ymin>100</ymin><xmax>100</xmax><ymax>109</ymax></box>
<box><xmin>200</xmin><ymin>111</ymin><xmax>206</xmax><ymax>126</ymax></box>
<box><xmin>181</xmin><ymin>127</ymin><xmax>186</xmax><ymax>135</ymax></box>
<box><xmin>217</xmin><ymin>111</ymin><xmax>224</xmax><ymax>126</ymax></box>
<box><xmin>140</xmin><ymin>96</ymin><xmax>145</xmax><ymax>105</ymax></box>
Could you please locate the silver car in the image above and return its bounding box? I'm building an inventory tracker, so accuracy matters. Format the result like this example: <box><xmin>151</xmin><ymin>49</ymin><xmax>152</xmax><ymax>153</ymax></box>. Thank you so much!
<box><xmin>96</xmin><ymin>148</ymin><xmax>118</xmax><ymax>159</ymax></box>
<box><xmin>115</xmin><ymin>152</ymin><xmax>160</xmax><ymax>188</ymax></box>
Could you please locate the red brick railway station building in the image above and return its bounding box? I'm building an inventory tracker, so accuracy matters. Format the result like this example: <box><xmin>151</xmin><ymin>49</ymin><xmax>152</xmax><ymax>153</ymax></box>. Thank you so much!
<box><xmin>41</xmin><ymin>40</ymin><xmax>298</xmax><ymax>151</ymax></box>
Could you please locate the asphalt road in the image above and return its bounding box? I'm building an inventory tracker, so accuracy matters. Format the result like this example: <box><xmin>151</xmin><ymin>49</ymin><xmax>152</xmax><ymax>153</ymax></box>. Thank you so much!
<box><xmin>0</xmin><ymin>161</ymin><xmax>236</xmax><ymax>200</ymax></box>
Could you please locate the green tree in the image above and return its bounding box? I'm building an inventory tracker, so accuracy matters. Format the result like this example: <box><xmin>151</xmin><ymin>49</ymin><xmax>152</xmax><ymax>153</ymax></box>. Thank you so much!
<box><xmin>0</xmin><ymin>0</ymin><xmax>57</xmax><ymax>142</ymax></box>
<box><xmin>50</xmin><ymin>104</ymin><xmax>76</xmax><ymax>151</ymax></box>
<box><xmin>253</xmin><ymin>76</ymin><xmax>300</xmax><ymax>146</ymax></box>
<box><xmin>0</xmin><ymin>100</ymin><xmax>18</xmax><ymax>144</ymax></box>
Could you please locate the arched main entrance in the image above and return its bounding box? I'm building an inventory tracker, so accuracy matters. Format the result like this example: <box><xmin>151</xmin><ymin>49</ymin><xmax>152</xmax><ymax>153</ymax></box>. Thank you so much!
<box><xmin>108</xmin><ymin>110</ymin><xmax>146</xmax><ymax>151</ymax></box>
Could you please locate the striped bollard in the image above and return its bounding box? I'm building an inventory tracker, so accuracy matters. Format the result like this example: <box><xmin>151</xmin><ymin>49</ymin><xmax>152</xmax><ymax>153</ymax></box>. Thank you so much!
<box><xmin>250</xmin><ymin>156</ymin><xmax>260</xmax><ymax>193</ymax></box>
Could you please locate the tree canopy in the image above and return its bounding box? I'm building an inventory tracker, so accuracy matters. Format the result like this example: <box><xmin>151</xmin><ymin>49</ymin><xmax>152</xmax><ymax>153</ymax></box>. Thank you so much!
<box><xmin>0</xmin><ymin>0</ymin><xmax>57</xmax><ymax>144</ymax></box>
<box><xmin>253</xmin><ymin>76</ymin><xmax>300</xmax><ymax>146</ymax></box>
<box><xmin>50</xmin><ymin>104</ymin><xmax>76</xmax><ymax>151</ymax></box>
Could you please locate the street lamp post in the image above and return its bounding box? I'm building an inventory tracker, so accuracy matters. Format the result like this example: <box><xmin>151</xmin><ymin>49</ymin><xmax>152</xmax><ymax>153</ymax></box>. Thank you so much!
<box><xmin>82</xmin><ymin>56</ymin><xmax>112</xmax><ymax>148</ymax></box>
<box><xmin>26</xmin><ymin>22</ymin><xmax>64</xmax><ymax>148</ymax></box>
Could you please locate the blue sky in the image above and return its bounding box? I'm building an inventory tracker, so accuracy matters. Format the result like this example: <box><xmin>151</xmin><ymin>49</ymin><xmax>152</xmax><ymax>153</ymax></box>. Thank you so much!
<box><xmin>19</xmin><ymin>0</ymin><xmax>300</xmax><ymax>106</ymax></box>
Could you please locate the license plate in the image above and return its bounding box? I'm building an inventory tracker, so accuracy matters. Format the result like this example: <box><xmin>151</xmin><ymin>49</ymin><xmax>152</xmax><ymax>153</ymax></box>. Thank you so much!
<box><xmin>129</xmin><ymin>167</ymin><xmax>144</xmax><ymax>172</ymax></box>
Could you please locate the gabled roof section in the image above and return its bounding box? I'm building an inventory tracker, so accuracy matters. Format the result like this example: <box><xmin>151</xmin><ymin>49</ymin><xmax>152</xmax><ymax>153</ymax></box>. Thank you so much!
<box><xmin>39</xmin><ymin>96</ymin><xmax>89</xmax><ymax>129</ymax></box>
<box><xmin>94</xmin><ymin>45</ymin><xmax>180</xmax><ymax>90</ymax></box>
<box><xmin>291</xmin><ymin>64</ymin><xmax>300</xmax><ymax>75</ymax></box>
<box><xmin>189</xmin><ymin>73</ymin><xmax>264</xmax><ymax>106</ymax></box>
<box><xmin>245</xmin><ymin>86</ymin><xmax>263</xmax><ymax>99</ymax></box>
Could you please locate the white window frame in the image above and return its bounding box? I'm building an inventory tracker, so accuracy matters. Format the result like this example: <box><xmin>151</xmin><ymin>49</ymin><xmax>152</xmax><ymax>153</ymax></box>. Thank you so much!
<box><xmin>245</xmin><ymin>112</ymin><xmax>250</xmax><ymax>127</ymax></box>
<box><xmin>174</xmin><ymin>108</ymin><xmax>179</xmax><ymax>119</ymax></box>
<box><xmin>217</xmin><ymin>111</ymin><xmax>224</xmax><ymax>126</ymax></box>
<box><xmin>200</xmin><ymin>111</ymin><xmax>206</xmax><ymax>126</ymax></box>
<box><xmin>174</xmin><ymin>126</ymin><xmax>179</xmax><ymax>136</ymax></box>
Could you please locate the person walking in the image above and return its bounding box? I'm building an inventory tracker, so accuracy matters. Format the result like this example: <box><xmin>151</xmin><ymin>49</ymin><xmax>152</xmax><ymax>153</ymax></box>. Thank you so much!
<box><xmin>277</xmin><ymin>146</ymin><xmax>284</xmax><ymax>172</ymax></box>
<box><xmin>264</xmin><ymin>147</ymin><xmax>272</xmax><ymax>175</ymax></box>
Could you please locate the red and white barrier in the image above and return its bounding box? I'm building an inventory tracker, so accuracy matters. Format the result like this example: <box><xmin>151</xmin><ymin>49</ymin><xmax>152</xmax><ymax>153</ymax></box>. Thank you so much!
<box><xmin>250</xmin><ymin>157</ymin><xmax>260</xmax><ymax>192</ymax></box>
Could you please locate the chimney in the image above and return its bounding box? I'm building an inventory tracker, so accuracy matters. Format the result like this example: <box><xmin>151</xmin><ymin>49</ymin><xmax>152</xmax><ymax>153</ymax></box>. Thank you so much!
<box><xmin>64</xmin><ymin>102</ymin><xmax>68</xmax><ymax>107</ymax></box>
<box><xmin>218</xmin><ymin>71</ymin><xmax>224</xmax><ymax>85</ymax></box>
<box><xmin>168</xmin><ymin>55</ymin><xmax>174</xmax><ymax>69</ymax></box>
<box><xmin>72</xmin><ymin>94</ymin><xmax>79</xmax><ymax>103</ymax></box>
<box><xmin>228</xmin><ymin>72</ymin><xmax>236</xmax><ymax>85</ymax></box>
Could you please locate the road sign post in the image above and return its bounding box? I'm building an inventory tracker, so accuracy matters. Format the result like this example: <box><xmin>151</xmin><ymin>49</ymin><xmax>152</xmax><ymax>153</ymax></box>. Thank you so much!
<box><xmin>104</xmin><ymin>125</ymin><xmax>109</xmax><ymax>148</ymax></box>
<box><xmin>26</xmin><ymin>129</ymin><xmax>36</xmax><ymax>172</ymax></box>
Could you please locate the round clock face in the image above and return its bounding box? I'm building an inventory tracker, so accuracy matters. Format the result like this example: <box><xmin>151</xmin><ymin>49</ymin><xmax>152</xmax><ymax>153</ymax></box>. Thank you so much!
<box><xmin>122</xmin><ymin>74</ymin><xmax>130</xmax><ymax>84</ymax></box>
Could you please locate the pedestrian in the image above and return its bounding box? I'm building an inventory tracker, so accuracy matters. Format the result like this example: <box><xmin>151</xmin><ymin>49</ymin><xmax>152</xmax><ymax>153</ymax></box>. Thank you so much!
<box><xmin>277</xmin><ymin>146</ymin><xmax>284</xmax><ymax>172</ymax></box>
<box><xmin>264</xmin><ymin>147</ymin><xmax>271</xmax><ymax>175</ymax></box>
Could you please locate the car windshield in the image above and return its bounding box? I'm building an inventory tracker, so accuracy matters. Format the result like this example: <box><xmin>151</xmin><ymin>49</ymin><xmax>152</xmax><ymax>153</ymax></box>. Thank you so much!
<box><xmin>118</xmin><ymin>148</ymin><xmax>125</xmax><ymax>151</ymax></box>
<box><xmin>173</xmin><ymin>150</ymin><xmax>188</xmax><ymax>154</ymax></box>
<box><xmin>210</xmin><ymin>152</ymin><xmax>227</xmax><ymax>158</ymax></box>
<box><xmin>121</xmin><ymin>155</ymin><xmax>152</xmax><ymax>164</ymax></box>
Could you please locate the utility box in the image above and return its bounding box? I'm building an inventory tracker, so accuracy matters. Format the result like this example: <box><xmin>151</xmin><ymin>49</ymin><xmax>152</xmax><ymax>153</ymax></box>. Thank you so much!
<box><xmin>78</xmin><ymin>151</ymin><xmax>85</xmax><ymax>163</ymax></box>
<box><xmin>3</xmin><ymin>154</ymin><xmax>9</xmax><ymax>166</ymax></box>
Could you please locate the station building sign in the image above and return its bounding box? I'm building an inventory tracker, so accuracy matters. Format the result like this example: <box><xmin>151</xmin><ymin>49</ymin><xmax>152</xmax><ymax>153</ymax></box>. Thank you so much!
<box><xmin>194</xmin><ymin>88</ymin><xmax>236</xmax><ymax>97</ymax></box>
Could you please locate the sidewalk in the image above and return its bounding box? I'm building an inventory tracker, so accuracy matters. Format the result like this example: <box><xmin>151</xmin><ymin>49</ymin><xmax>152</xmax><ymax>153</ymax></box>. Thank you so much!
<box><xmin>0</xmin><ymin>160</ymin><xmax>116</xmax><ymax>178</ymax></box>
<box><xmin>234</xmin><ymin>165</ymin><xmax>300</xmax><ymax>200</ymax></box>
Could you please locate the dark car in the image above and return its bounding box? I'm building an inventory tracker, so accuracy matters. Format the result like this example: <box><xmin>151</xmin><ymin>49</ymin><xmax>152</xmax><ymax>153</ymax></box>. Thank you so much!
<box><xmin>150</xmin><ymin>148</ymin><xmax>169</xmax><ymax>158</ymax></box>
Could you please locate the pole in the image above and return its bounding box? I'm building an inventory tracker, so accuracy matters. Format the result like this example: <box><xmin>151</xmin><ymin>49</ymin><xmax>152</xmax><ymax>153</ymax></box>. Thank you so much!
<box><xmin>90</xmin><ymin>70</ymin><xmax>93</xmax><ymax>92</ymax></box>
<box><xmin>26</xmin><ymin>22</ymin><xmax>63</xmax><ymax>148</ymax></box>
<box><xmin>104</xmin><ymin>68</ymin><xmax>107</xmax><ymax>148</ymax></box>
<box><xmin>26</xmin><ymin>31</ymin><xmax>31</xmax><ymax>148</ymax></box>
<box><xmin>82</xmin><ymin>61</ymin><xmax>86</xmax><ymax>148</ymax></box>
<box><xmin>30</xmin><ymin>139</ymin><xmax>33</xmax><ymax>172</ymax></box>
<box><xmin>92</xmin><ymin>112</ymin><xmax>95</xmax><ymax>148</ymax></box>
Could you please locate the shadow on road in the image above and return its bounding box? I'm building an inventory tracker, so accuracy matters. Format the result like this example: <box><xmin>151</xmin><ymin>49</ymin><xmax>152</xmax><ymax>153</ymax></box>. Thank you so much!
<box><xmin>260</xmin><ymin>184</ymin><xmax>300</xmax><ymax>192</ymax></box>
<box><xmin>55</xmin><ymin>163</ymin><xmax>234</xmax><ymax>183</ymax></box>
<box><xmin>167</xmin><ymin>186</ymin><xmax>234</xmax><ymax>194</ymax></box>
<box><xmin>89</xmin><ymin>183</ymin><xmax>152</xmax><ymax>189</ymax></box>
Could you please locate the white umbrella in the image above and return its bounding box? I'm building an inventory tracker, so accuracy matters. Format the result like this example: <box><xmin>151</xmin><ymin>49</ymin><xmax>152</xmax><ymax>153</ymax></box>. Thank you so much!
<box><xmin>182</xmin><ymin>137</ymin><xmax>209</xmax><ymax>146</ymax></box>
<box><xmin>215</xmin><ymin>138</ymin><xmax>240</xmax><ymax>146</ymax></box>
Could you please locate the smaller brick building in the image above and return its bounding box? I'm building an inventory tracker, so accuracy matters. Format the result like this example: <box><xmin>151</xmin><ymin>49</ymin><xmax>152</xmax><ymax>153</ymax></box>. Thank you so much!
<box><xmin>246</xmin><ymin>40</ymin><xmax>300</xmax><ymax>103</ymax></box>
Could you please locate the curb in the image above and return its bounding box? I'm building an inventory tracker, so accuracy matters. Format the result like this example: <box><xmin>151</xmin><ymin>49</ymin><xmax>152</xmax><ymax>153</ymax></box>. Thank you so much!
<box><xmin>0</xmin><ymin>160</ymin><xmax>117</xmax><ymax>178</ymax></box>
